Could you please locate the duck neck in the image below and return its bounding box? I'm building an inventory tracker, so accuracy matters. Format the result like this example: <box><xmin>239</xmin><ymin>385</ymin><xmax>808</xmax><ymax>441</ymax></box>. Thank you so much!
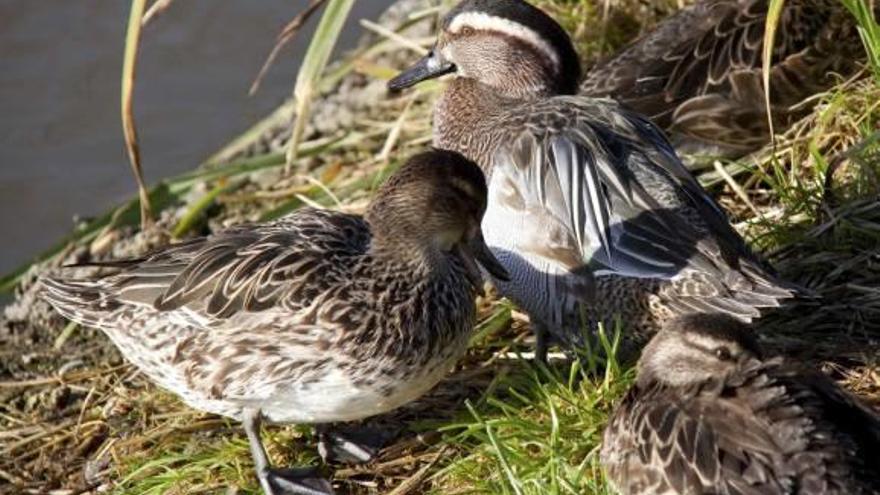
<box><xmin>434</xmin><ymin>78</ymin><xmax>538</xmax><ymax>171</ymax></box>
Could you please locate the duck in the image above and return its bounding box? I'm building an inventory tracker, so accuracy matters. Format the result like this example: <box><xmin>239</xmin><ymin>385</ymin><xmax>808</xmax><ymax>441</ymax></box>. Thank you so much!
<box><xmin>388</xmin><ymin>0</ymin><xmax>792</xmax><ymax>361</ymax></box>
<box><xmin>40</xmin><ymin>149</ymin><xmax>509</xmax><ymax>495</ymax></box>
<box><xmin>580</xmin><ymin>0</ymin><xmax>869</xmax><ymax>161</ymax></box>
<box><xmin>601</xmin><ymin>313</ymin><xmax>880</xmax><ymax>494</ymax></box>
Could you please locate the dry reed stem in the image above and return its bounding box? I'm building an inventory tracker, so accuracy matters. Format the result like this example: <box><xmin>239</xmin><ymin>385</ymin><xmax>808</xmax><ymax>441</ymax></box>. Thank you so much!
<box><xmin>142</xmin><ymin>0</ymin><xmax>175</xmax><ymax>27</ymax></box>
<box><xmin>249</xmin><ymin>0</ymin><xmax>329</xmax><ymax>96</ymax></box>
<box><xmin>121</xmin><ymin>0</ymin><xmax>154</xmax><ymax>232</ymax></box>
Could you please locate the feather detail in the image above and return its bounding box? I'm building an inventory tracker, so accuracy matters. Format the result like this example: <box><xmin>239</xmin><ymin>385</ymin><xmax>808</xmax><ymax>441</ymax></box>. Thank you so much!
<box><xmin>581</xmin><ymin>0</ymin><xmax>866</xmax><ymax>159</ymax></box>
<box><xmin>481</xmin><ymin>97</ymin><xmax>791</xmax><ymax>342</ymax></box>
<box><xmin>602</xmin><ymin>356</ymin><xmax>880</xmax><ymax>494</ymax></box>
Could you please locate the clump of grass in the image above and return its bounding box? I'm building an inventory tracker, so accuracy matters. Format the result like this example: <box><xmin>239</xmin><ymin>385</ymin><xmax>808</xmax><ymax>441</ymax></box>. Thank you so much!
<box><xmin>115</xmin><ymin>436</ymin><xmax>255</xmax><ymax>495</ymax></box>
<box><xmin>724</xmin><ymin>79</ymin><xmax>880</xmax><ymax>253</ymax></box>
<box><xmin>432</xmin><ymin>326</ymin><xmax>631</xmax><ymax>494</ymax></box>
<box><xmin>115</xmin><ymin>420</ymin><xmax>320</xmax><ymax>494</ymax></box>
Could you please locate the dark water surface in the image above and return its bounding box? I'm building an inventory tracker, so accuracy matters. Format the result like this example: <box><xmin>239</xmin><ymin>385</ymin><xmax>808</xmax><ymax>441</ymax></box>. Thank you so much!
<box><xmin>0</xmin><ymin>1</ymin><xmax>391</xmax><ymax>275</ymax></box>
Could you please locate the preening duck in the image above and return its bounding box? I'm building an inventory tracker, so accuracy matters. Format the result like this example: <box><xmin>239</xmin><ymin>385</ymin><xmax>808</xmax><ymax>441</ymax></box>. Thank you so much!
<box><xmin>41</xmin><ymin>149</ymin><xmax>508</xmax><ymax>495</ymax></box>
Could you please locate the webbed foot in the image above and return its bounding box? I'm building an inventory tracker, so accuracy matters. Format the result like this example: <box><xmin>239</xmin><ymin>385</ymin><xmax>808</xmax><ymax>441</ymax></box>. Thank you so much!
<box><xmin>317</xmin><ymin>425</ymin><xmax>396</xmax><ymax>464</ymax></box>
<box><xmin>242</xmin><ymin>408</ymin><xmax>335</xmax><ymax>495</ymax></box>
<box><xmin>259</xmin><ymin>466</ymin><xmax>334</xmax><ymax>495</ymax></box>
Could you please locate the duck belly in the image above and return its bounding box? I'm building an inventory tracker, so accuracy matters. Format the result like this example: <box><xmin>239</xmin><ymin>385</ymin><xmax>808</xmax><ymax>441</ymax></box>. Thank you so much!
<box><xmin>490</xmin><ymin>249</ymin><xmax>580</xmax><ymax>323</ymax></box>
<box><xmin>259</xmin><ymin>354</ymin><xmax>459</xmax><ymax>424</ymax></box>
<box><xmin>94</xmin><ymin>307</ymin><xmax>470</xmax><ymax>425</ymax></box>
<box><xmin>482</xmin><ymin>227</ymin><xmax>665</xmax><ymax>343</ymax></box>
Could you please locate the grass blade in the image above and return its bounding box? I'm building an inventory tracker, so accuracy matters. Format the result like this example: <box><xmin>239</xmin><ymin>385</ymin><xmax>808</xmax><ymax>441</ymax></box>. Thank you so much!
<box><xmin>466</xmin><ymin>401</ymin><xmax>524</xmax><ymax>495</ymax></box>
<box><xmin>761</xmin><ymin>0</ymin><xmax>786</xmax><ymax>145</ymax></box>
<box><xmin>839</xmin><ymin>0</ymin><xmax>880</xmax><ymax>84</ymax></box>
<box><xmin>285</xmin><ymin>0</ymin><xmax>356</xmax><ymax>172</ymax></box>
<box><xmin>121</xmin><ymin>0</ymin><xmax>154</xmax><ymax>231</ymax></box>
<box><xmin>171</xmin><ymin>179</ymin><xmax>242</xmax><ymax>239</ymax></box>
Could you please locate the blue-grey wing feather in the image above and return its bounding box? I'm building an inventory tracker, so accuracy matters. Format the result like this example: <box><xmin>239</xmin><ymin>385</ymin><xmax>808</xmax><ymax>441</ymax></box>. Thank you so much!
<box><xmin>489</xmin><ymin>98</ymin><xmax>791</xmax><ymax>324</ymax></box>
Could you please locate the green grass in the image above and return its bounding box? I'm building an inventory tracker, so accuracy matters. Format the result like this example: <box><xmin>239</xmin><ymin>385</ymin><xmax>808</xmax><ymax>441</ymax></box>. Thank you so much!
<box><xmin>114</xmin><ymin>421</ymin><xmax>320</xmax><ymax>494</ymax></box>
<box><xmin>840</xmin><ymin>0</ymin><xmax>880</xmax><ymax>84</ymax></box>
<box><xmin>432</xmin><ymin>326</ymin><xmax>631</xmax><ymax>495</ymax></box>
<box><xmin>737</xmin><ymin>78</ymin><xmax>880</xmax><ymax>253</ymax></box>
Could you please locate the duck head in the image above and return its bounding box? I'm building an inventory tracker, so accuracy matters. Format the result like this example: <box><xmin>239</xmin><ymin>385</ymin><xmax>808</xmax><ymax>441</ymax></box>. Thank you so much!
<box><xmin>366</xmin><ymin>149</ymin><xmax>509</xmax><ymax>293</ymax></box>
<box><xmin>388</xmin><ymin>0</ymin><xmax>581</xmax><ymax>98</ymax></box>
<box><xmin>637</xmin><ymin>313</ymin><xmax>764</xmax><ymax>388</ymax></box>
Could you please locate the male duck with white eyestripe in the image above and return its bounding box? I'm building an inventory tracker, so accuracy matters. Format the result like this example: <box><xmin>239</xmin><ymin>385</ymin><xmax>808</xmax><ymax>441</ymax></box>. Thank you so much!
<box><xmin>389</xmin><ymin>0</ymin><xmax>793</xmax><ymax>361</ymax></box>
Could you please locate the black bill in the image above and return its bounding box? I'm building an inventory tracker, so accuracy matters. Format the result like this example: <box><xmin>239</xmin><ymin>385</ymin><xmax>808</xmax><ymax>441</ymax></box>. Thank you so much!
<box><xmin>456</xmin><ymin>232</ymin><xmax>510</xmax><ymax>296</ymax></box>
<box><xmin>388</xmin><ymin>50</ymin><xmax>456</xmax><ymax>91</ymax></box>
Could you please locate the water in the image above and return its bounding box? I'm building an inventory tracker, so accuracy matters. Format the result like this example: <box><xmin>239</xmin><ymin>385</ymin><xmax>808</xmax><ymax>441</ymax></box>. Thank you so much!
<box><xmin>0</xmin><ymin>0</ymin><xmax>392</xmax><ymax>275</ymax></box>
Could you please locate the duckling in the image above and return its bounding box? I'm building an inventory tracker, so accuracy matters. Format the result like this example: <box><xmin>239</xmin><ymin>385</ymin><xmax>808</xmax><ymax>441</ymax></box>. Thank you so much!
<box><xmin>40</xmin><ymin>149</ymin><xmax>508</xmax><ymax>495</ymax></box>
<box><xmin>601</xmin><ymin>313</ymin><xmax>880</xmax><ymax>495</ymax></box>
<box><xmin>388</xmin><ymin>0</ymin><xmax>792</xmax><ymax>360</ymax></box>
<box><xmin>580</xmin><ymin>0</ymin><xmax>870</xmax><ymax>161</ymax></box>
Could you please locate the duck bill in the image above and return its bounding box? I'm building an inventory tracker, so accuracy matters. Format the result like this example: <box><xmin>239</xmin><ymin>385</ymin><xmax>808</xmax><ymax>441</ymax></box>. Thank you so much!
<box><xmin>456</xmin><ymin>233</ymin><xmax>510</xmax><ymax>296</ymax></box>
<box><xmin>388</xmin><ymin>50</ymin><xmax>456</xmax><ymax>91</ymax></box>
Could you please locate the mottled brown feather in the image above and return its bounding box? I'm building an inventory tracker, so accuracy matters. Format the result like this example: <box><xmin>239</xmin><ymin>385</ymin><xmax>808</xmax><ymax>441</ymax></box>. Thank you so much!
<box><xmin>602</xmin><ymin>317</ymin><xmax>880</xmax><ymax>495</ymax></box>
<box><xmin>581</xmin><ymin>0</ymin><xmax>868</xmax><ymax>159</ymax></box>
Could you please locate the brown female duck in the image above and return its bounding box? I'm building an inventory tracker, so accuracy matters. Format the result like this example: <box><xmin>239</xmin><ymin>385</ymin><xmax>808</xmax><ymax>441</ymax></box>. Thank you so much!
<box><xmin>581</xmin><ymin>0</ymin><xmax>870</xmax><ymax>160</ymax></box>
<box><xmin>602</xmin><ymin>313</ymin><xmax>880</xmax><ymax>495</ymax></box>
<box><xmin>41</xmin><ymin>150</ymin><xmax>508</xmax><ymax>495</ymax></box>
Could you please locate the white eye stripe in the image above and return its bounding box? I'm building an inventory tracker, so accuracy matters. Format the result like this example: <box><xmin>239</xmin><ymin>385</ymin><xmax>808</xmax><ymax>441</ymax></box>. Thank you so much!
<box><xmin>447</xmin><ymin>12</ymin><xmax>560</xmax><ymax>70</ymax></box>
<box><xmin>685</xmin><ymin>332</ymin><xmax>736</xmax><ymax>354</ymax></box>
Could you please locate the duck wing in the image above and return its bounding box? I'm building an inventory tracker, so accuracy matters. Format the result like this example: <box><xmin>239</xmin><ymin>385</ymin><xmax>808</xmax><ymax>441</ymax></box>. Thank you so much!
<box><xmin>580</xmin><ymin>0</ymin><xmax>725</xmax><ymax>125</ymax></box>
<box><xmin>42</xmin><ymin>208</ymin><xmax>371</xmax><ymax>325</ymax></box>
<box><xmin>776</xmin><ymin>366</ymin><xmax>880</xmax><ymax>492</ymax></box>
<box><xmin>602</xmin><ymin>378</ymin><xmax>791</xmax><ymax>494</ymax></box>
<box><xmin>489</xmin><ymin>98</ymin><xmax>791</xmax><ymax>319</ymax></box>
<box><xmin>581</xmin><ymin>0</ymin><xmax>861</xmax><ymax>155</ymax></box>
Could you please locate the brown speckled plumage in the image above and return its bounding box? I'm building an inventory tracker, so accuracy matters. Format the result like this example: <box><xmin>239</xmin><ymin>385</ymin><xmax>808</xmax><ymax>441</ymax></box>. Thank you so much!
<box><xmin>40</xmin><ymin>149</ymin><xmax>507</xmax><ymax>495</ymax></box>
<box><xmin>580</xmin><ymin>0</ymin><xmax>870</xmax><ymax>160</ymax></box>
<box><xmin>602</xmin><ymin>314</ymin><xmax>880</xmax><ymax>495</ymax></box>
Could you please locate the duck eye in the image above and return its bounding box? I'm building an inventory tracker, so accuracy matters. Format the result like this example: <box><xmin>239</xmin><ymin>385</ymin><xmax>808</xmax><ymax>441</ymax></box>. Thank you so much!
<box><xmin>459</xmin><ymin>26</ymin><xmax>475</xmax><ymax>36</ymax></box>
<box><xmin>714</xmin><ymin>347</ymin><xmax>733</xmax><ymax>361</ymax></box>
